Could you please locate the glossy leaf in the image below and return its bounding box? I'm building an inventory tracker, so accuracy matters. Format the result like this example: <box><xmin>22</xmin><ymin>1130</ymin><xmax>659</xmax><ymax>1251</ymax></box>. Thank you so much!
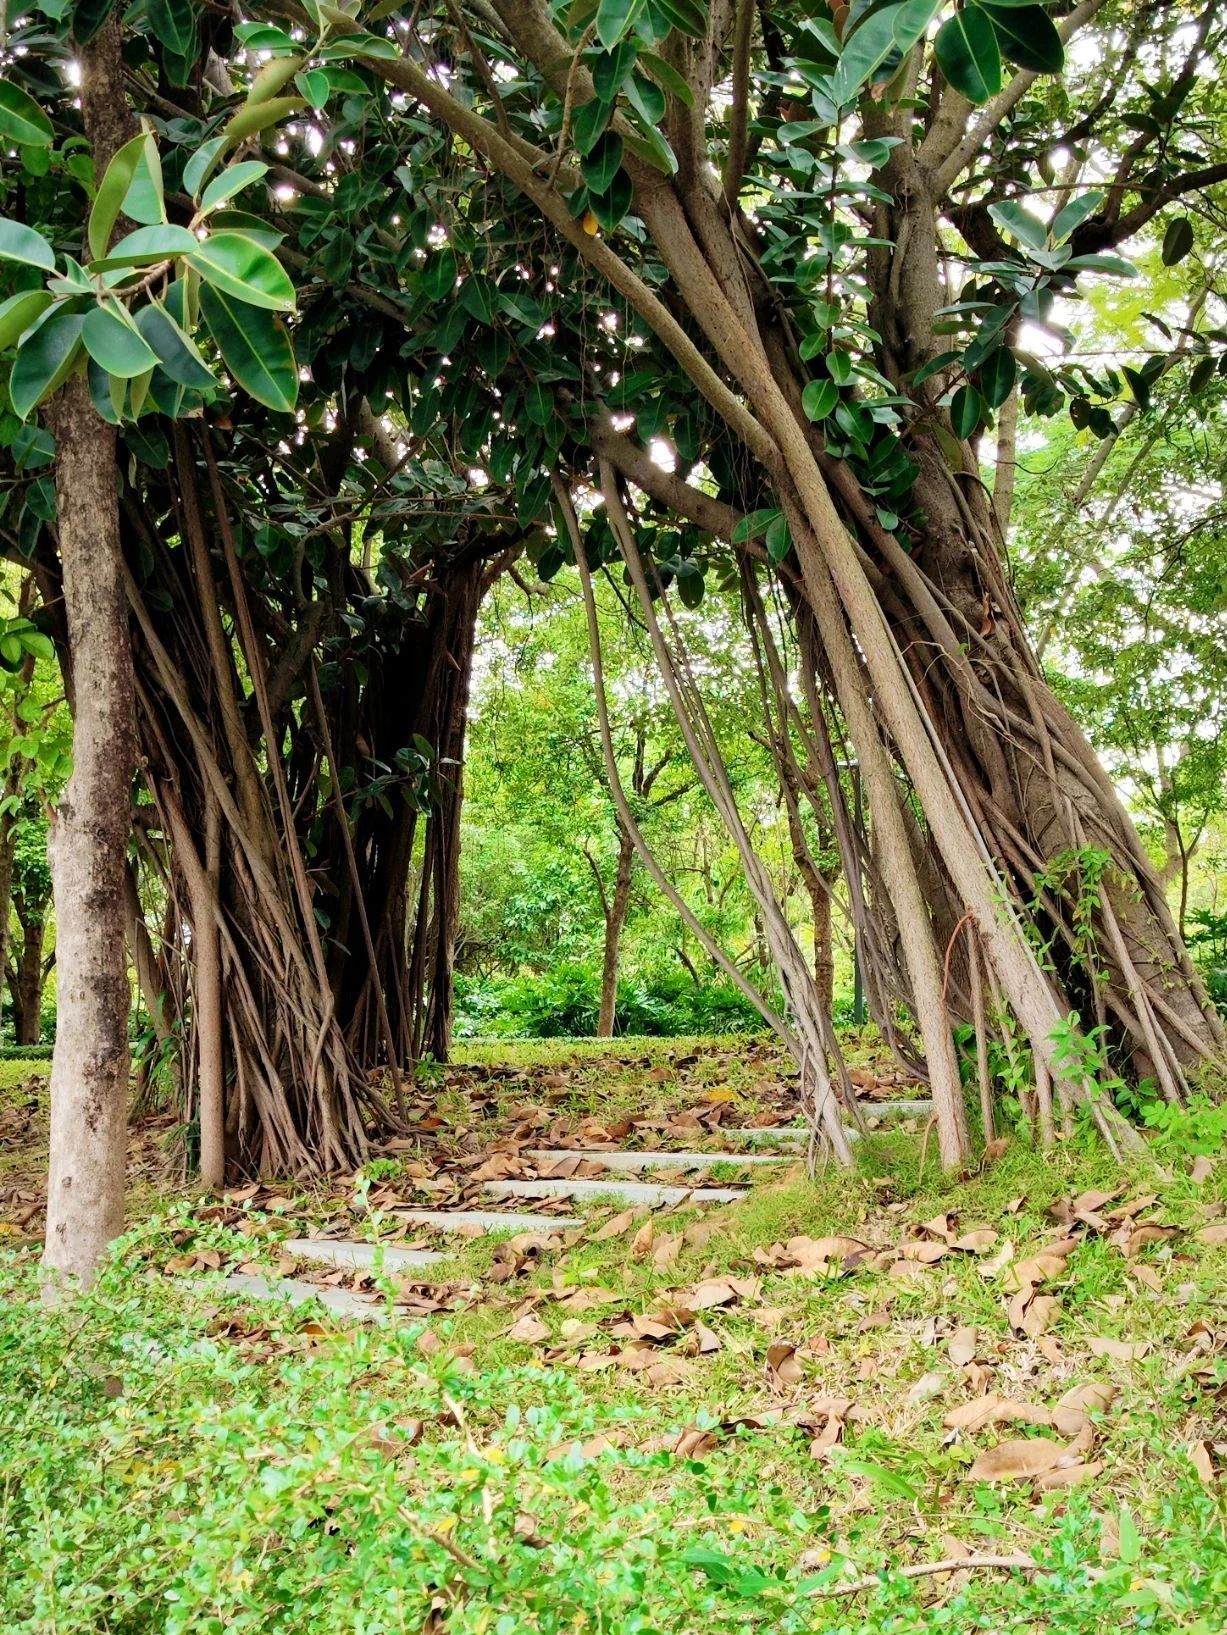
<box><xmin>82</xmin><ymin>300</ymin><xmax>160</xmax><ymax>378</ymax></box>
<box><xmin>1050</xmin><ymin>189</ymin><xmax>1102</xmax><ymax>245</ymax></box>
<box><xmin>982</xmin><ymin>3</ymin><xmax>1063</xmax><ymax>74</ymax></box>
<box><xmin>802</xmin><ymin>378</ymin><xmax>839</xmax><ymax>421</ymax></box>
<box><xmin>186</xmin><ymin>233</ymin><xmax>296</xmax><ymax>311</ymax></box>
<box><xmin>0</xmin><ymin>290</ymin><xmax>54</xmax><ymax>351</ymax></box>
<box><xmin>0</xmin><ymin>80</ymin><xmax>54</xmax><ymax>147</ymax></box>
<box><xmin>122</xmin><ymin>137</ymin><xmax>167</xmax><ymax>226</ymax></box>
<box><xmin>581</xmin><ymin>132</ymin><xmax>624</xmax><ymax>195</ymax></box>
<box><xmin>200</xmin><ymin>162</ymin><xmax>269</xmax><ymax>213</ymax></box>
<box><xmin>133</xmin><ymin>300</ymin><xmax>215</xmax><ymax>388</ymax></box>
<box><xmin>988</xmin><ymin>199</ymin><xmax>1047</xmax><ymax>250</ymax></box>
<box><xmin>951</xmin><ymin>383</ymin><xmax>984</xmax><ymax>439</ymax></box>
<box><xmin>0</xmin><ymin>219</ymin><xmax>55</xmax><ymax>274</ymax></box>
<box><xmin>73</xmin><ymin>0</ymin><xmax>116</xmax><ymax>43</ymax></box>
<box><xmin>91</xmin><ymin>224</ymin><xmax>198</xmax><ymax>272</ymax></box>
<box><xmin>199</xmin><ymin>284</ymin><xmax>297</xmax><ymax>412</ymax></box>
<box><xmin>595</xmin><ymin>0</ymin><xmax>641</xmax><ymax>49</ymax></box>
<box><xmin>934</xmin><ymin>7</ymin><xmax>1002</xmax><ymax>103</ymax></box>
<box><xmin>88</xmin><ymin>133</ymin><xmax>149</xmax><ymax>261</ymax></box>
<box><xmin>978</xmin><ymin>346</ymin><xmax>1016</xmax><ymax>410</ymax></box>
<box><xmin>10</xmin><ymin>309</ymin><xmax>85</xmax><ymax>420</ymax></box>
<box><xmin>183</xmin><ymin>136</ymin><xmax>227</xmax><ymax>200</ymax></box>
<box><xmin>765</xmin><ymin>513</ymin><xmax>791</xmax><ymax>563</ymax></box>
<box><xmin>1161</xmin><ymin>217</ymin><xmax>1195</xmax><ymax>266</ymax></box>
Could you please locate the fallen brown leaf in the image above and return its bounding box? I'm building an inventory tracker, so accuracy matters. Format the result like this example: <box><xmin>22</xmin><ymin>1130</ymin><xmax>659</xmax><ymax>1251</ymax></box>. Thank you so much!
<box><xmin>966</xmin><ymin>1436</ymin><xmax>1068</xmax><ymax>1482</ymax></box>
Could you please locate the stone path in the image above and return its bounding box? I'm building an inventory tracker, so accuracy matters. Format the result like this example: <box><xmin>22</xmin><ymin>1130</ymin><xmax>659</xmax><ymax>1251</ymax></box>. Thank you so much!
<box><xmin>526</xmin><ymin>1148</ymin><xmax>790</xmax><ymax>1172</ymax></box>
<box><xmin>214</xmin><ymin>1099</ymin><xmax>936</xmax><ymax>1317</ymax></box>
<box><xmin>218</xmin><ymin>1271</ymin><xmax>390</xmax><ymax>1321</ymax></box>
<box><xmin>285</xmin><ymin>1238</ymin><xmax>443</xmax><ymax>1271</ymax></box>
<box><xmin>482</xmin><ymin>1177</ymin><xmax>745</xmax><ymax>1207</ymax></box>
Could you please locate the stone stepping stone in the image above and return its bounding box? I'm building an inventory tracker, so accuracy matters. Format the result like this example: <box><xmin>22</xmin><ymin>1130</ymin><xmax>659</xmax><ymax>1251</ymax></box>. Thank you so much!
<box><xmin>860</xmin><ymin>1099</ymin><xmax>933</xmax><ymax>1120</ymax></box>
<box><xmin>284</xmin><ymin>1238</ymin><xmax>443</xmax><ymax>1271</ymax></box>
<box><xmin>217</xmin><ymin>1271</ymin><xmax>391</xmax><ymax>1322</ymax></box>
<box><xmin>400</xmin><ymin>1206</ymin><xmax>582</xmax><ymax>1233</ymax></box>
<box><xmin>526</xmin><ymin>1149</ymin><xmax>790</xmax><ymax>1172</ymax></box>
<box><xmin>482</xmin><ymin>1177</ymin><xmax>744</xmax><ymax>1207</ymax></box>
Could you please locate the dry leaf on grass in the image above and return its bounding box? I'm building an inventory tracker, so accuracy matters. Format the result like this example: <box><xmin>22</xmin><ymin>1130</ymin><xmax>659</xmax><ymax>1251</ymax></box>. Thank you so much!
<box><xmin>1194</xmin><ymin>1221</ymin><xmax>1227</xmax><ymax>1247</ymax></box>
<box><xmin>590</xmin><ymin>1208</ymin><xmax>639</xmax><ymax>1243</ymax></box>
<box><xmin>506</xmin><ymin>1312</ymin><xmax>549</xmax><ymax>1344</ymax></box>
<box><xmin>948</xmin><ymin>1326</ymin><xmax>978</xmax><ymax>1367</ymax></box>
<box><xmin>652</xmin><ymin>1232</ymin><xmax>683</xmax><ymax>1271</ymax></box>
<box><xmin>1189</xmin><ymin>1440</ymin><xmax>1217</xmax><ymax>1482</ymax></box>
<box><xmin>966</xmin><ymin>1436</ymin><xmax>1070</xmax><ymax>1482</ymax></box>
<box><xmin>766</xmin><ymin>1341</ymin><xmax>803</xmax><ymax>1388</ymax></box>
<box><xmin>1087</xmin><ymin>1336</ymin><xmax>1148</xmax><ymax>1361</ymax></box>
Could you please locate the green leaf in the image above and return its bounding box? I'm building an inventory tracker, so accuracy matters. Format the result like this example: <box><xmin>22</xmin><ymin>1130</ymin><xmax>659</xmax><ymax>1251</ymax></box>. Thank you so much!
<box><xmin>90</xmin><ymin>224</ymin><xmax>198</xmax><ymax>271</ymax></box>
<box><xmin>802</xmin><ymin>378</ymin><xmax>839</xmax><ymax>420</ymax></box>
<box><xmin>457</xmin><ymin>275</ymin><xmax>496</xmax><ymax>324</ymax></box>
<box><xmin>133</xmin><ymin>300</ymin><xmax>215</xmax><ymax>388</ymax></box>
<box><xmin>827</xmin><ymin>350</ymin><xmax>854</xmax><ymax>385</ymax></box>
<box><xmin>593</xmin><ymin>42</ymin><xmax>638</xmax><ymax>102</ymax></box>
<box><xmin>1189</xmin><ymin>355</ymin><xmax>1215</xmax><ymax>394</ymax></box>
<box><xmin>765</xmin><ymin>512</ymin><xmax>791</xmax><ymax>562</ymax></box>
<box><xmin>220</xmin><ymin>95</ymin><xmax>304</xmax><ymax>149</ymax></box>
<box><xmin>87</xmin><ymin>133</ymin><xmax>149</xmax><ymax>261</ymax></box>
<box><xmin>296</xmin><ymin>68</ymin><xmax>332</xmax><ymax>108</ymax></box>
<box><xmin>1066</xmin><ymin>252</ymin><xmax>1137</xmax><ymax>277</ymax></box>
<box><xmin>0</xmin><ymin>219</ymin><xmax>55</xmax><ymax>274</ymax></box>
<box><xmin>581</xmin><ymin>131</ymin><xmax>624</xmax><ymax>195</ymax></box>
<box><xmin>832</xmin><ymin>1</ymin><xmax>940</xmax><ymax>106</ymax></box>
<box><xmin>978</xmin><ymin>345</ymin><xmax>1016</xmax><ymax>409</ymax></box>
<box><xmin>183</xmin><ymin>136</ymin><xmax>227</xmax><ymax>201</ymax></box>
<box><xmin>589</xmin><ymin>169</ymin><xmax>633</xmax><ymax>230</ymax></box>
<box><xmin>595</xmin><ymin>0</ymin><xmax>640</xmax><ymax>49</ymax></box>
<box><xmin>934</xmin><ymin>8</ymin><xmax>1002</xmax><ymax>103</ymax></box>
<box><xmin>1050</xmin><ymin>189</ymin><xmax>1102</xmax><ymax>246</ymax></box>
<box><xmin>122</xmin><ymin>137</ymin><xmax>167</xmax><ymax>226</ymax></box>
<box><xmin>73</xmin><ymin>0</ymin><xmax>117</xmax><ymax>44</ymax></box>
<box><xmin>731</xmin><ymin>507</ymin><xmax>778</xmax><ymax>544</ymax></box>
<box><xmin>988</xmin><ymin>198</ymin><xmax>1047</xmax><ymax>249</ymax></box>
<box><xmin>951</xmin><ymin>383</ymin><xmax>984</xmax><ymax>438</ymax></box>
<box><xmin>651</xmin><ymin>0</ymin><xmax>707</xmax><ymax>36</ymax></box>
<box><xmin>200</xmin><ymin>162</ymin><xmax>269</xmax><ymax>213</ymax></box>
<box><xmin>1121</xmin><ymin>365</ymin><xmax>1150</xmax><ymax>411</ymax></box>
<box><xmin>911</xmin><ymin>349</ymin><xmax>962</xmax><ymax>386</ymax></box>
<box><xmin>186</xmin><ymin>233</ymin><xmax>295</xmax><ymax>311</ymax></box>
<box><xmin>1161</xmin><ymin>217</ymin><xmax>1195</xmax><ymax>267</ymax></box>
<box><xmin>199</xmin><ymin>284</ymin><xmax>297</xmax><ymax>412</ymax></box>
<box><xmin>573</xmin><ymin>99</ymin><xmax>611</xmax><ymax>159</ymax></box>
<box><xmin>10</xmin><ymin>309</ymin><xmax>85</xmax><ymax>420</ymax></box>
<box><xmin>0</xmin><ymin>80</ymin><xmax>54</xmax><ymax>147</ymax></box>
<box><xmin>525</xmin><ymin>380</ymin><xmax>554</xmax><ymax>425</ymax></box>
<box><xmin>638</xmin><ymin>51</ymin><xmax>694</xmax><ymax>106</ymax></box>
<box><xmin>982</xmin><ymin>3</ymin><xmax>1063</xmax><ymax>74</ymax></box>
<box><xmin>87</xmin><ymin>354</ymin><xmax>125</xmax><ymax>423</ymax></box>
<box><xmin>82</xmin><ymin>299</ymin><xmax>160</xmax><ymax>378</ymax></box>
<box><xmin>422</xmin><ymin>247</ymin><xmax>457</xmax><ymax>301</ymax></box>
<box><xmin>0</xmin><ymin>290</ymin><xmax>54</xmax><ymax>350</ymax></box>
<box><xmin>147</xmin><ymin>0</ymin><xmax>198</xmax><ymax>63</ymax></box>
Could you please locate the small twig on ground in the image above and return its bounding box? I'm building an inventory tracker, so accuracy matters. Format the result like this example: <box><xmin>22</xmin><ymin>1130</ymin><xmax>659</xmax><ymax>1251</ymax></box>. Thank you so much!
<box><xmin>805</xmin><ymin>1553</ymin><xmax>1040</xmax><ymax>1599</ymax></box>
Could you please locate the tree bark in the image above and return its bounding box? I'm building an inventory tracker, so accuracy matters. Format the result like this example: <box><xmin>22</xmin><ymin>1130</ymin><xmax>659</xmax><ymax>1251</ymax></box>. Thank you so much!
<box><xmin>10</xmin><ymin>892</ymin><xmax>47</xmax><ymax>1046</ymax></box>
<box><xmin>43</xmin><ymin>18</ymin><xmax>138</xmax><ymax>1281</ymax></box>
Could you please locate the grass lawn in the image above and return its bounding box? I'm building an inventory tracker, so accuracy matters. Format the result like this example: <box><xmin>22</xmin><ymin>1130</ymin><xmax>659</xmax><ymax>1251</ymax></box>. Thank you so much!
<box><xmin>2</xmin><ymin>1036</ymin><xmax>1225</xmax><ymax>1631</ymax></box>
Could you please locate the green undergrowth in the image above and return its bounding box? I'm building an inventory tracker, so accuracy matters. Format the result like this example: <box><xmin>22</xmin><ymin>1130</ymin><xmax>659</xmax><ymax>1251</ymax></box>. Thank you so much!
<box><xmin>4</xmin><ymin>1131</ymin><xmax>1227</xmax><ymax>1633</ymax></box>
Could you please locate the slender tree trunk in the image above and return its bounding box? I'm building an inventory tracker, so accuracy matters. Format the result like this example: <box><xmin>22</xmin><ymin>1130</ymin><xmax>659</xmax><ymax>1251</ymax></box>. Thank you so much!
<box><xmin>43</xmin><ymin>19</ymin><xmax>137</xmax><ymax>1283</ymax></box>
<box><xmin>597</xmin><ymin>826</ymin><xmax>635</xmax><ymax>1036</ymax></box>
<box><xmin>11</xmin><ymin>899</ymin><xmax>46</xmax><ymax>1045</ymax></box>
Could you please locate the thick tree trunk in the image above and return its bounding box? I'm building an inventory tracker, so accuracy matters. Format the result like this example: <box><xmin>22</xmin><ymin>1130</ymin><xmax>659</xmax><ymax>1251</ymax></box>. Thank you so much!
<box><xmin>42</xmin><ymin>19</ymin><xmax>137</xmax><ymax>1282</ymax></box>
<box><xmin>597</xmin><ymin>826</ymin><xmax>635</xmax><ymax>1036</ymax></box>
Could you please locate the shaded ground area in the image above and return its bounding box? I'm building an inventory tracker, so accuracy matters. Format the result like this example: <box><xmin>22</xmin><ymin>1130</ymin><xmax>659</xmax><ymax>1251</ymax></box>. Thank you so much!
<box><xmin>2</xmin><ymin>1037</ymin><xmax>1226</xmax><ymax>1631</ymax></box>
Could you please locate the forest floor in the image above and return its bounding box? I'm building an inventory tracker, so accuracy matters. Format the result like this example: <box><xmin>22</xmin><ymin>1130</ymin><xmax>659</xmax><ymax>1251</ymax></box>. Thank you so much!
<box><xmin>2</xmin><ymin>1034</ymin><xmax>1226</xmax><ymax>1632</ymax></box>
